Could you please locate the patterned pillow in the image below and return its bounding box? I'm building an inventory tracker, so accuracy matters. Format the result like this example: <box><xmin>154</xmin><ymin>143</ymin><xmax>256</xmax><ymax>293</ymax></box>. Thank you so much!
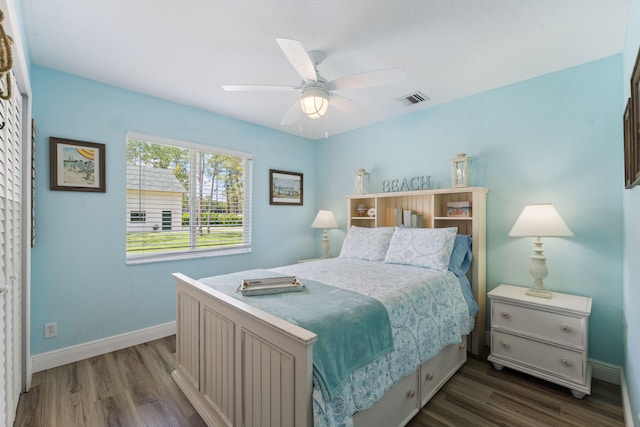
<box><xmin>339</xmin><ymin>226</ymin><xmax>396</xmax><ymax>261</ymax></box>
<box><xmin>384</xmin><ymin>227</ymin><xmax>458</xmax><ymax>271</ymax></box>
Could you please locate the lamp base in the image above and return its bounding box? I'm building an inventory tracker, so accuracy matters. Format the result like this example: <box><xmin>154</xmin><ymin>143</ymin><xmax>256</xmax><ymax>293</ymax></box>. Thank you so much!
<box><xmin>526</xmin><ymin>237</ymin><xmax>552</xmax><ymax>299</ymax></box>
<box><xmin>321</xmin><ymin>229</ymin><xmax>330</xmax><ymax>259</ymax></box>
<box><xmin>526</xmin><ymin>287</ymin><xmax>552</xmax><ymax>299</ymax></box>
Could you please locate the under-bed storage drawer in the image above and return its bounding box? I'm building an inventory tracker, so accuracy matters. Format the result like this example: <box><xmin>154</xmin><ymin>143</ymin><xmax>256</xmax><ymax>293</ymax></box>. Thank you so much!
<box><xmin>353</xmin><ymin>370</ymin><xmax>419</xmax><ymax>427</ymax></box>
<box><xmin>419</xmin><ymin>337</ymin><xmax>467</xmax><ymax>406</ymax></box>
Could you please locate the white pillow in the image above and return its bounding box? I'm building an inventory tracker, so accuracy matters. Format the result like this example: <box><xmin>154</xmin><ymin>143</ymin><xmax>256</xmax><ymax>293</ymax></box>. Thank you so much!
<box><xmin>384</xmin><ymin>227</ymin><xmax>458</xmax><ymax>271</ymax></box>
<box><xmin>339</xmin><ymin>226</ymin><xmax>396</xmax><ymax>261</ymax></box>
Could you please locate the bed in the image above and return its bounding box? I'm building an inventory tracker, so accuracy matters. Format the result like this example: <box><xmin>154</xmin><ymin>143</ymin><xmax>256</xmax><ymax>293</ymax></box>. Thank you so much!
<box><xmin>172</xmin><ymin>213</ymin><xmax>487</xmax><ymax>427</ymax></box>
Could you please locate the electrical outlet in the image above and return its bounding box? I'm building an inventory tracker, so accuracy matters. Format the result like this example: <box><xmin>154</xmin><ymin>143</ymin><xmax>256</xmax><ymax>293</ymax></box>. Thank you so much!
<box><xmin>44</xmin><ymin>322</ymin><xmax>57</xmax><ymax>338</ymax></box>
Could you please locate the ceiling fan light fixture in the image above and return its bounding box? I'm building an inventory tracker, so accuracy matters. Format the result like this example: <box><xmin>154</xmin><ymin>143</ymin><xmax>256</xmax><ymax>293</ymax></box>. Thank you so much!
<box><xmin>300</xmin><ymin>87</ymin><xmax>329</xmax><ymax>119</ymax></box>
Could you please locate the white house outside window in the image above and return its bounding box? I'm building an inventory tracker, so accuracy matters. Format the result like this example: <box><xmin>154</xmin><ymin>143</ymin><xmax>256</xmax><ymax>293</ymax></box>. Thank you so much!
<box><xmin>126</xmin><ymin>133</ymin><xmax>252</xmax><ymax>264</ymax></box>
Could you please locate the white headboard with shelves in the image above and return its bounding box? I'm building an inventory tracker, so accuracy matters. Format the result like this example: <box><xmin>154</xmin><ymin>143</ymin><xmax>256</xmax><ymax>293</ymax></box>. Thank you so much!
<box><xmin>347</xmin><ymin>187</ymin><xmax>488</xmax><ymax>354</ymax></box>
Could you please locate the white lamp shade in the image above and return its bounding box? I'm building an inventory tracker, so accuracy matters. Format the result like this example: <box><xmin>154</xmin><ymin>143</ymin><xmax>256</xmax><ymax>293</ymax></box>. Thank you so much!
<box><xmin>508</xmin><ymin>204</ymin><xmax>573</xmax><ymax>237</ymax></box>
<box><xmin>311</xmin><ymin>210</ymin><xmax>338</xmax><ymax>229</ymax></box>
<box><xmin>300</xmin><ymin>87</ymin><xmax>329</xmax><ymax>119</ymax></box>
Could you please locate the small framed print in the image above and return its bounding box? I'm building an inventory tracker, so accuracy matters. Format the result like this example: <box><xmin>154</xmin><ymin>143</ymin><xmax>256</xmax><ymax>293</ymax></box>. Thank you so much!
<box><xmin>50</xmin><ymin>137</ymin><xmax>106</xmax><ymax>192</ymax></box>
<box><xmin>624</xmin><ymin>98</ymin><xmax>635</xmax><ymax>188</ymax></box>
<box><xmin>269</xmin><ymin>169</ymin><xmax>303</xmax><ymax>205</ymax></box>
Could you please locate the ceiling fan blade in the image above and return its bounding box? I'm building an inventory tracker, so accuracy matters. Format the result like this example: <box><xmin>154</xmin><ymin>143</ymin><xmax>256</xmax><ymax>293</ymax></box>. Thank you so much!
<box><xmin>331</xmin><ymin>68</ymin><xmax>405</xmax><ymax>91</ymax></box>
<box><xmin>276</xmin><ymin>38</ymin><xmax>318</xmax><ymax>83</ymax></box>
<box><xmin>222</xmin><ymin>84</ymin><xmax>297</xmax><ymax>92</ymax></box>
<box><xmin>280</xmin><ymin>100</ymin><xmax>303</xmax><ymax>125</ymax></box>
<box><xmin>330</xmin><ymin>94</ymin><xmax>369</xmax><ymax>117</ymax></box>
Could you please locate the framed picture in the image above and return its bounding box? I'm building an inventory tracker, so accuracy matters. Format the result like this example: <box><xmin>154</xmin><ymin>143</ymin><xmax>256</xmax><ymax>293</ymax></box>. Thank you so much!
<box><xmin>624</xmin><ymin>98</ymin><xmax>634</xmax><ymax>188</ymax></box>
<box><xmin>269</xmin><ymin>169</ymin><xmax>303</xmax><ymax>205</ymax></box>
<box><xmin>50</xmin><ymin>137</ymin><xmax>106</xmax><ymax>192</ymax></box>
<box><xmin>630</xmin><ymin>46</ymin><xmax>640</xmax><ymax>188</ymax></box>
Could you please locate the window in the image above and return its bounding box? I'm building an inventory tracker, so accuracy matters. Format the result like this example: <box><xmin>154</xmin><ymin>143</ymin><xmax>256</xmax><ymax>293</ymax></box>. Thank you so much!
<box><xmin>130</xmin><ymin>211</ymin><xmax>146</xmax><ymax>222</ymax></box>
<box><xmin>126</xmin><ymin>133</ymin><xmax>252</xmax><ymax>264</ymax></box>
<box><xmin>162</xmin><ymin>210</ymin><xmax>172</xmax><ymax>231</ymax></box>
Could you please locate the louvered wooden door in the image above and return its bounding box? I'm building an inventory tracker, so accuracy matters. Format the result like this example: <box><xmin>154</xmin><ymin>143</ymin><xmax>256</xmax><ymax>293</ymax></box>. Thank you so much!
<box><xmin>0</xmin><ymin>71</ymin><xmax>23</xmax><ymax>427</ymax></box>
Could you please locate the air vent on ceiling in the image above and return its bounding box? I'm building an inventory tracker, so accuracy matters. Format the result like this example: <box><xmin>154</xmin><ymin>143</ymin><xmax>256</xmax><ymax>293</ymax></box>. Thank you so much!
<box><xmin>402</xmin><ymin>91</ymin><xmax>430</xmax><ymax>106</ymax></box>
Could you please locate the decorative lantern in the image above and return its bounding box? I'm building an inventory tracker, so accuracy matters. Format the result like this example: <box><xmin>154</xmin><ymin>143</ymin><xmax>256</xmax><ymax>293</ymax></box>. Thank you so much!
<box><xmin>354</xmin><ymin>168</ymin><xmax>370</xmax><ymax>195</ymax></box>
<box><xmin>451</xmin><ymin>153</ymin><xmax>471</xmax><ymax>188</ymax></box>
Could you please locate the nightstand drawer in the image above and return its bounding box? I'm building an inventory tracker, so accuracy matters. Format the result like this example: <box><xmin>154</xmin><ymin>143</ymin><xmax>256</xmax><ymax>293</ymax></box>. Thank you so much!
<box><xmin>492</xmin><ymin>301</ymin><xmax>585</xmax><ymax>348</ymax></box>
<box><xmin>491</xmin><ymin>330</ymin><xmax>585</xmax><ymax>384</ymax></box>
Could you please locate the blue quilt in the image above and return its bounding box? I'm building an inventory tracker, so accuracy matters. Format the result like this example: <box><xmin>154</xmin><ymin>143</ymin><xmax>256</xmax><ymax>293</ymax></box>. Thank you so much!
<box><xmin>198</xmin><ymin>269</ymin><xmax>394</xmax><ymax>400</ymax></box>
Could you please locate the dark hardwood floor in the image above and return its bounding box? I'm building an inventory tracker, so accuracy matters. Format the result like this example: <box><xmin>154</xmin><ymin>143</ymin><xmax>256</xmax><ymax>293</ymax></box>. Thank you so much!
<box><xmin>407</xmin><ymin>355</ymin><xmax>625</xmax><ymax>427</ymax></box>
<box><xmin>14</xmin><ymin>336</ymin><xmax>624</xmax><ymax>426</ymax></box>
<box><xmin>14</xmin><ymin>336</ymin><xmax>205</xmax><ymax>427</ymax></box>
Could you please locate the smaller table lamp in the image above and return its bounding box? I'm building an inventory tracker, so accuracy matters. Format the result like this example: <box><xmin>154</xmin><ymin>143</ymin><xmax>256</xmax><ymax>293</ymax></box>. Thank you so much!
<box><xmin>508</xmin><ymin>204</ymin><xmax>573</xmax><ymax>298</ymax></box>
<box><xmin>311</xmin><ymin>210</ymin><xmax>338</xmax><ymax>258</ymax></box>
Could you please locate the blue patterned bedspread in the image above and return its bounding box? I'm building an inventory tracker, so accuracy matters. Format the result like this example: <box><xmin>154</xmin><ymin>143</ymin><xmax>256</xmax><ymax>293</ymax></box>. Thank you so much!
<box><xmin>271</xmin><ymin>258</ymin><xmax>474</xmax><ymax>427</ymax></box>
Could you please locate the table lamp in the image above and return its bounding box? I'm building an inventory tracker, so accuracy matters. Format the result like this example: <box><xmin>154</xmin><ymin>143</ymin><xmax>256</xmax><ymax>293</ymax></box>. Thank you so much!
<box><xmin>508</xmin><ymin>204</ymin><xmax>573</xmax><ymax>298</ymax></box>
<box><xmin>311</xmin><ymin>210</ymin><xmax>338</xmax><ymax>258</ymax></box>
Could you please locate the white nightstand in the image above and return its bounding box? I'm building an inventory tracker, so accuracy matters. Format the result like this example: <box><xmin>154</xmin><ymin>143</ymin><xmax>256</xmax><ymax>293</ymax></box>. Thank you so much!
<box><xmin>487</xmin><ymin>284</ymin><xmax>592</xmax><ymax>398</ymax></box>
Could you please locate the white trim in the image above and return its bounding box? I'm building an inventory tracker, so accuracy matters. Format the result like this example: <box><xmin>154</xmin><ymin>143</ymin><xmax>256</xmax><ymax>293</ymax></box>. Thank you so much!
<box><xmin>127</xmin><ymin>131</ymin><xmax>253</xmax><ymax>159</ymax></box>
<box><xmin>590</xmin><ymin>359</ymin><xmax>621</xmax><ymax>385</ymax></box>
<box><xmin>31</xmin><ymin>321</ymin><xmax>176</xmax><ymax>373</ymax></box>
<box><xmin>126</xmin><ymin>245</ymin><xmax>251</xmax><ymax>265</ymax></box>
<box><xmin>620</xmin><ymin>368</ymin><xmax>634</xmax><ymax>427</ymax></box>
<box><xmin>1</xmin><ymin>0</ymin><xmax>34</xmax><ymax>395</ymax></box>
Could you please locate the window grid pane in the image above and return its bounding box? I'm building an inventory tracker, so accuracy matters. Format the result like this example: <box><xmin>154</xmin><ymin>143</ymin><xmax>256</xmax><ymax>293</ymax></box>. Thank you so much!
<box><xmin>126</xmin><ymin>138</ymin><xmax>251</xmax><ymax>261</ymax></box>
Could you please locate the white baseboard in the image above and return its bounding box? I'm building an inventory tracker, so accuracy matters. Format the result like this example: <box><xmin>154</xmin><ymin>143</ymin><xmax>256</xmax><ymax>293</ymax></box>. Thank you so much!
<box><xmin>590</xmin><ymin>359</ymin><xmax>621</xmax><ymax>385</ymax></box>
<box><xmin>620</xmin><ymin>368</ymin><xmax>634</xmax><ymax>427</ymax></box>
<box><xmin>31</xmin><ymin>321</ymin><xmax>176</xmax><ymax>373</ymax></box>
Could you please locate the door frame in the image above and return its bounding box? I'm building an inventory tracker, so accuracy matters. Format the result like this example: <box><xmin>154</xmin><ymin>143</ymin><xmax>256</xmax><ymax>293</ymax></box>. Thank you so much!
<box><xmin>1</xmin><ymin>0</ymin><xmax>34</xmax><ymax>391</ymax></box>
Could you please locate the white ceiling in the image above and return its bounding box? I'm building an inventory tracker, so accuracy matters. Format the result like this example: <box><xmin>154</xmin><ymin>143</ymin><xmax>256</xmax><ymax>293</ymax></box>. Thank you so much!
<box><xmin>21</xmin><ymin>0</ymin><xmax>630</xmax><ymax>140</ymax></box>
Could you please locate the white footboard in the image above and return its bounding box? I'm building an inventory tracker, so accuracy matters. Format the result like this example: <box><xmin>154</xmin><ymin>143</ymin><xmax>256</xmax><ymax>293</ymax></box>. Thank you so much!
<box><xmin>172</xmin><ymin>272</ymin><xmax>470</xmax><ymax>427</ymax></box>
<box><xmin>171</xmin><ymin>273</ymin><xmax>318</xmax><ymax>427</ymax></box>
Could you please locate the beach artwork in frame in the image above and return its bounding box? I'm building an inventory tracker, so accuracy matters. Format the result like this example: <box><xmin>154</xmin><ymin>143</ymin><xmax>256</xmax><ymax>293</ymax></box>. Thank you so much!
<box><xmin>50</xmin><ymin>137</ymin><xmax>106</xmax><ymax>192</ymax></box>
<box><xmin>269</xmin><ymin>169</ymin><xmax>303</xmax><ymax>205</ymax></box>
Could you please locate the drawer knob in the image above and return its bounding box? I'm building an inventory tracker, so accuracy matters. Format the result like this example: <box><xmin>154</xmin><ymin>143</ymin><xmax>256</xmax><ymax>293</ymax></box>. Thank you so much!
<box><xmin>560</xmin><ymin>324</ymin><xmax>571</xmax><ymax>333</ymax></box>
<box><xmin>500</xmin><ymin>342</ymin><xmax>510</xmax><ymax>349</ymax></box>
<box><xmin>561</xmin><ymin>358</ymin><xmax>572</xmax><ymax>367</ymax></box>
<box><xmin>459</xmin><ymin>342</ymin><xmax>466</xmax><ymax>350</ymax></box>
<box><xmin>406</xmin><ymin>388</ymin><xmax>416</xmax><ymax>399</ymax></box>
<box><xmin>500</xmin><ymin>311</ymin><xmax>510</xmax><ymax>319</ymax></box>
<box><xmin>425</xmin><ymin>371</ymin><xmax>434</xmax><ymax>381</ymax></box>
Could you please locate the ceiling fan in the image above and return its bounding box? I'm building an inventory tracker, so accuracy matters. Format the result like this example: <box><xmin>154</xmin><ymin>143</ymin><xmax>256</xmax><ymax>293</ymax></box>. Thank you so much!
<box><xmin>222</xmin><ymin>38</ymin><xmax>405</xmax><ymax>125</ymax></box>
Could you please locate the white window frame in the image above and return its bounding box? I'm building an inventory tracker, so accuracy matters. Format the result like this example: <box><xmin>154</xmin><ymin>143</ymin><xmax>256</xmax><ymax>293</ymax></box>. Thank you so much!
<box><xmin>126</xmin><ymin>132</ymin><xmax>253</xmax><ymax>264</ymax></box>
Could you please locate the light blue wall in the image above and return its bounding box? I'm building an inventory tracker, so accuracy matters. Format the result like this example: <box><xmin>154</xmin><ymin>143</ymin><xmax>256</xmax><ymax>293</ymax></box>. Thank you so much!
<box><xmin>30</xmin><ymin>66</ymin><xmax>318</xmax><ymax>354</ymax></box>
<box><xmin>623</xmin><ymin>0</ymin><xmax>640</xmax><ymax>422</ymax></box>
<box><xmin>317</xmin><ymin>55</ymin><xmax>624</xmax><ymax>365</ymax></box>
